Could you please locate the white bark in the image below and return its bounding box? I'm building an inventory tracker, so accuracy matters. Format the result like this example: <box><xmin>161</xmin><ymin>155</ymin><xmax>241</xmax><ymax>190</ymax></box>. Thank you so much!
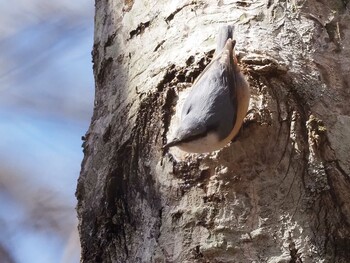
<box><xmin>77</xmin><ymin>0</ymin><xmax>350</xmax><ymax>262</ymax></box>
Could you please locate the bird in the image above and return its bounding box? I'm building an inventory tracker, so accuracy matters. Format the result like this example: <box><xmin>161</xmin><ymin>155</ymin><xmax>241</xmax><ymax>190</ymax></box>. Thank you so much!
<box><xmin>164</xmin><ymin>25</ymin><xmax>250</xmax><ymax>153</ymax></box>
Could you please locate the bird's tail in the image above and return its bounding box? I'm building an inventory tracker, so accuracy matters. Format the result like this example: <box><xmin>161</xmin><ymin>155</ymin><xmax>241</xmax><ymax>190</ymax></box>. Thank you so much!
<box><xmin>215</xmin><ymin>25</ymin><xmax>234</xmax><ymax>55</ymax></box>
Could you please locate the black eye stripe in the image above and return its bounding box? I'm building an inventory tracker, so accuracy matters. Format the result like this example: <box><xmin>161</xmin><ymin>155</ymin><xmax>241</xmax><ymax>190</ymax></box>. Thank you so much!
<box><xmin>186</xmin><ymin>106</ymin><xmax>192</xmax><ymax>115</ymax></box>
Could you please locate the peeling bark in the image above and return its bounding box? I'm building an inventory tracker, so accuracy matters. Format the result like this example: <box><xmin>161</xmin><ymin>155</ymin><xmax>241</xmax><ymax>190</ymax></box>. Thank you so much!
<box><xmin>77</xmin><ymin>0</ymin><xmax>350</xmax><ymax>262</ymax></box>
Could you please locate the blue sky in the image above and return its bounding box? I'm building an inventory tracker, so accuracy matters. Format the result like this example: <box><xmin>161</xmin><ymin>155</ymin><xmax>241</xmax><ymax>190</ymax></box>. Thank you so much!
<box><xmin>0</xmin><ymin>1</ymin><xmax>94</xmax><ymax>262</ymax></box>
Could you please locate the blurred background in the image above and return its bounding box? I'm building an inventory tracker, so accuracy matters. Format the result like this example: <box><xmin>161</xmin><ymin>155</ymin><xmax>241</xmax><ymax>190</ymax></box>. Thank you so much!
<box><xmin>0</xmin><ymin>1</ymin><xmax>94</xmax><ymax>262</ymax></box>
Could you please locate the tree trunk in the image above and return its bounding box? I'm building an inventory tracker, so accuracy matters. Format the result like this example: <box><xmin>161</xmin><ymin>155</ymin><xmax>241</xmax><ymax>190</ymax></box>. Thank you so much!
<box><xmin>76</xmin><ymin>0</ymin><xmax>350</xmax><ymax>262</ymax></box>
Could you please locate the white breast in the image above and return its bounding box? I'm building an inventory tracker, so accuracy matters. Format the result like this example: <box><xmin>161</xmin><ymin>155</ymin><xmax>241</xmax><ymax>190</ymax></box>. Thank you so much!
<box><xmin>176</xmin><ymin>132</ymin><xmax>223</xmax><ymax>153</ymax></box>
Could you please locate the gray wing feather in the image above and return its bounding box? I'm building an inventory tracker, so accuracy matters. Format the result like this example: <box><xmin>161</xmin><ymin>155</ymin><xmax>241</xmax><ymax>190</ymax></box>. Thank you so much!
<box><xmin>180</xmin><ymin>25</ymin><xmax>237</xmax><ymax>141</ymax></box>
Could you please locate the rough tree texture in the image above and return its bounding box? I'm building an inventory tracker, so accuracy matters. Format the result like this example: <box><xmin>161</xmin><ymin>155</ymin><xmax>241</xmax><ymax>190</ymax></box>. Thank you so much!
<box><xmin>76</xmin><ymin>0</ymin><xmax>350</xmax><ymax>262</ymax></box>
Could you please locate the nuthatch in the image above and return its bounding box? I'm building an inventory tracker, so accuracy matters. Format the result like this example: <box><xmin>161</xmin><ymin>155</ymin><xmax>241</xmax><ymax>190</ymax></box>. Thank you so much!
<box><xmin>164</xmin><ymin>25</ymin><xmax>250</xmax><ymax>153</ymax></box>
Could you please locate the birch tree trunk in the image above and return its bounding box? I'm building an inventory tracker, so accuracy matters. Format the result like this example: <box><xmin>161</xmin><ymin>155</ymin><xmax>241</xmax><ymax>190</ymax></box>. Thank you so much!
<box><xmin>76</xmin><ymin>0</ymin><xmax>350</xmax><ymax>262</ymax></box>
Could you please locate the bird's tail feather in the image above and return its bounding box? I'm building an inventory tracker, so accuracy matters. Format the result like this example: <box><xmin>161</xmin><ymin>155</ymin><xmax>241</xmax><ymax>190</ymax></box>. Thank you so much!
<box><xmin>215</xmin><ymin>25</ymin><xmax>234</xmax><ymax>55</ymax></box>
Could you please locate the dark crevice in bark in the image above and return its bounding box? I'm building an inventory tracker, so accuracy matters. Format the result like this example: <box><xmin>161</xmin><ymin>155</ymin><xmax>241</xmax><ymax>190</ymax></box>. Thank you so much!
<box><xmin>104</xmin><ymin>160</ymin><xmax>131</xmax><ymax>257</ymax></box>
<box><xmin>236</xmin><ymin>1</ymin><xmax>252</xmax><ymax>7</ymax></box>
<box><xmin>165</xmin><ymin>2</ymin><xmax>196</xmax><ymax>23</ymax></box>
<box><xmin>192</xmin><ymin>245</ymin><xmax>204</xmax><ymax>259</ymax></box>
<box><xmin>96</xmin><ymin>57</ymin><xmax>114</xmax><ymax>87</ymax></box>
<box><xmin>289</xmin><ymin>241</ymin><xmax>302</xmax><ymax>263</ymax></box>
<box><xmin>92</xmin><ymin>42</ymin><xmax>100</xmax><ymax>71</ymax></box>
<box><xmin>129</xmin><ymin>21</ymin><xmax>150</xmax><ymax>39</ymax></box>
<box><xmin>154</xmin><ymin>40</ymin><xmax>166</xmax><ymax>52</ymax></box>
<box><xmin>103</xmin><ymin>124</ymin><xmax>112</xmax><ymax>142</ymax></box>
<box><xmin>104</xmin><ymin>31</ymin><xmax>117</xmax><ymax>51</ymax></box>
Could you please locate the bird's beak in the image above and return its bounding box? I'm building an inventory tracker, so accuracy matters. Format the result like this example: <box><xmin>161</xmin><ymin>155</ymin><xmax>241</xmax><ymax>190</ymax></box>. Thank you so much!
<box><xmin>163</xmin><ymin>138</ymin><xmax>181</xmax><ymax>149</ymax></box>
